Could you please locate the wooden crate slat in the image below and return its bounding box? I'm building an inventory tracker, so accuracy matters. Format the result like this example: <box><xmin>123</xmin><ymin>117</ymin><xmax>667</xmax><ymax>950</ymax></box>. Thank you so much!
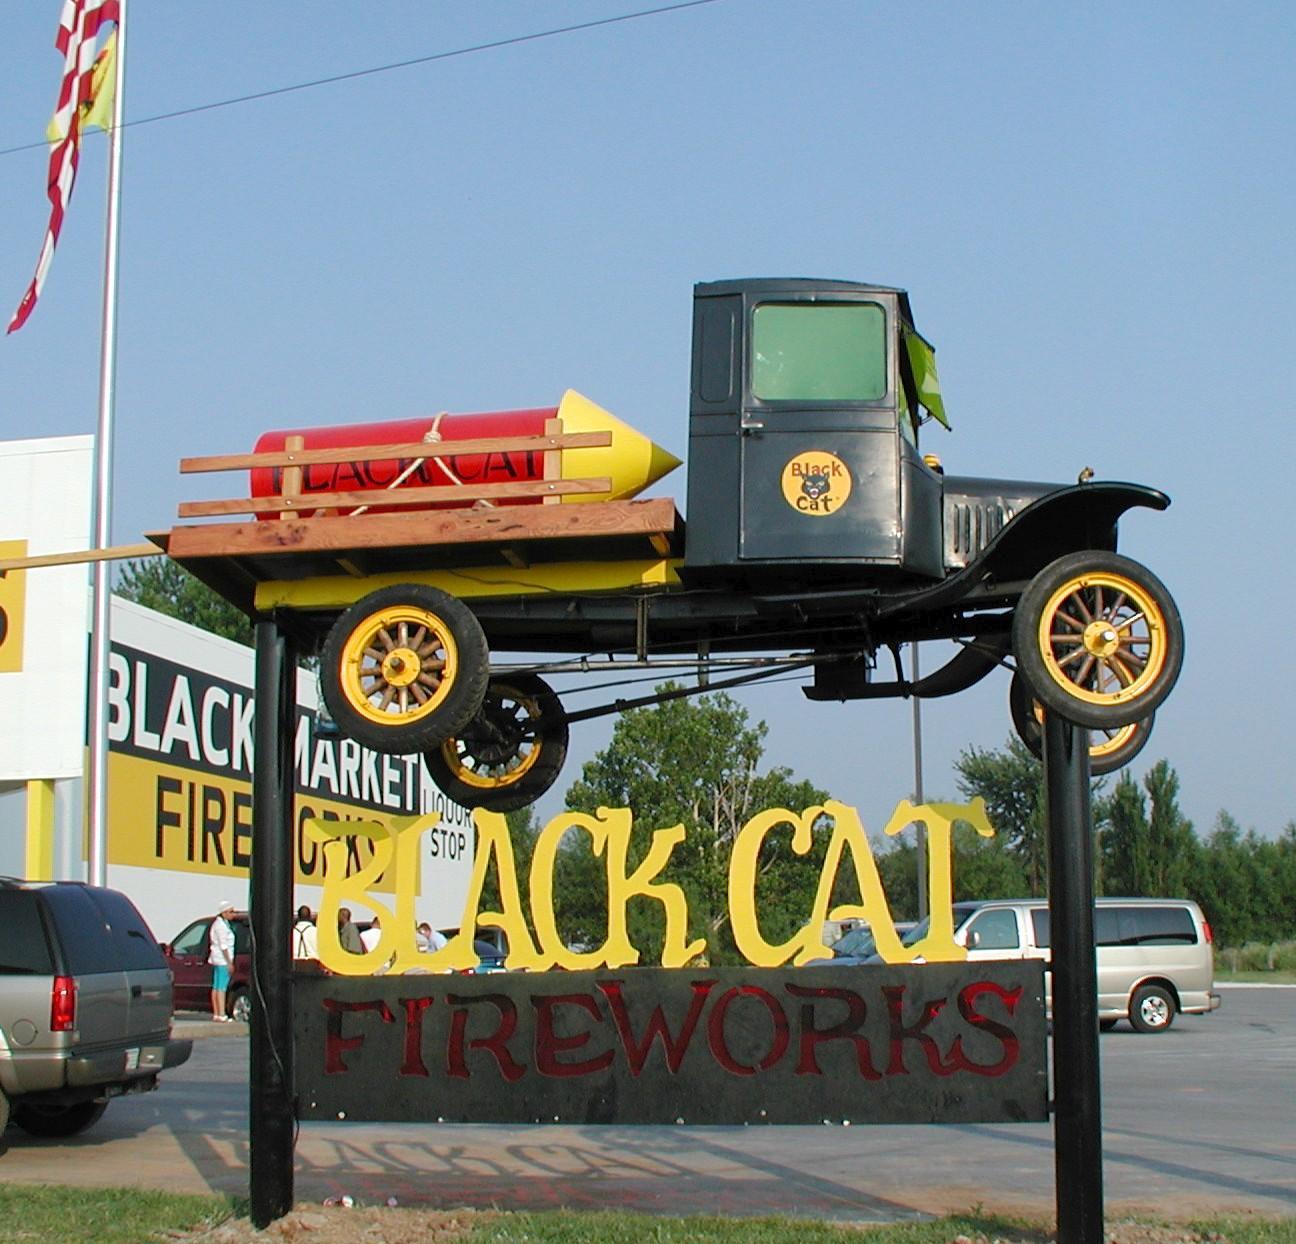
<box><xmin>178</xmin><ymin>476</ymin><xmax>613</xmax><ymax>519</ymax></box>
<box><xmin>180</xmin><ymin>431</ymin><xmax>611</xmax><ymax>475</ymax></box>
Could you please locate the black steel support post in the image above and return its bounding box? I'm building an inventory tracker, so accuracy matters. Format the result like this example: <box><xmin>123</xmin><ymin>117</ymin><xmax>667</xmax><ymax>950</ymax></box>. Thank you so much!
<box><xmin>1044</xmin><ymin>712</ymin><xmax>1104</xmax><ymax>1244</ymax></box>
<box><xmin>250</xmin><ymin>619</ymin><xmax>297</xmax><ymax>1228</ymax></box>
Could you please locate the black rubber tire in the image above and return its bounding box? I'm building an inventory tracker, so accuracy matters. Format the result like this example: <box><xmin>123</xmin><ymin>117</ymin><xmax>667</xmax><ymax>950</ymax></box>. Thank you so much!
<box><xmin>1128</xmin><ymin>984</ymin><xmax>1176</xmax><ymax>1034</ymax></box>
<box><xmin>321</xmin><ymin>584</ymin><xmax>489</xmax><ymax>755</ymax></box>
<box><xmin>0</xmin><ymin>1087</ymin><xmax>10</xmax><ymax>1134</ymax></box>
<box><xmin>424</xmin><ymin>674</ymin><xmax>568</xmax><ymax>812</ymax></box>
<box><xmin>1013</xmin><ymin>551</ymin><xmax>1183</xmax><ymax>730</ymax></box>
<box><xmin>1009</xmin><ymin>671</ymin><xmax>1155</xmax><ymax>775</ymax></box>
<box><xmin>1098</xmin><ymin>1018</ymin><xmax>1119</xmax><ymax>1033</ymax></box>
<box><xmin>13</xmin><ymin>1098</ymin><xmax>107</xmax><ymax>1137</ymax></box>
<box><xmin>227</xmin><ymin>986</ymin><xmax>251</xmax><ymax>1025</ymax></box>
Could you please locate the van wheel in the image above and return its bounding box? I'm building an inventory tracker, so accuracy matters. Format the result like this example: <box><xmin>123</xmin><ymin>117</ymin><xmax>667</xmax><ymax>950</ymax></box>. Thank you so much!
<box><xmin>1128</xmin><ymin>984</ymin><xmax>1175</xmax><ymax>1033</ymax></box>
<box><xmin>1098</xmin><ymin>1018</ymin><xmax>1118</xmax><ymax>1032</ymax></box>
<box><xmin>13</xmin><ymin>1098</ymin><xmax>107</xmax><ymax>1137</ymax></box>
<box><xmin>228</xmin><ymin>987</ymin><xmax>251</xmax><ymax>1025</ymax></box>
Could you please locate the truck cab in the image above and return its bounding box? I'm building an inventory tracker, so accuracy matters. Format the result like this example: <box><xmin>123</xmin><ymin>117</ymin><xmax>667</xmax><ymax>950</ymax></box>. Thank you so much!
<box><xmin>684</xmin><ymin>277</ymin><xmax>951</xmax><ymax>582</ymax></box>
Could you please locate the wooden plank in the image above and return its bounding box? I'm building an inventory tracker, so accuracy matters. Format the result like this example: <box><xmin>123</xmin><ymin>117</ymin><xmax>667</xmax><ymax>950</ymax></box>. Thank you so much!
<box><xmin>165</xmin><ymin>498</ymin><xmax>680</xmax><ymax>561</ymax></box>
<box><xmin>0</xmin><ymin>542</ymin><xmax>163</xmax><ymax>572</ymax></box>
<box><xmin>279</xmin><ymin>435</ymin><xmax>304</xmax><ymax>521</ymax></box>
<box><xmin>180</xmin><ymin>431</ymin><xmax>612</xmax><ymax>474</ymax></box>
<box><xmin>178</xmin><ymin>476</ymin><xmax>613</xmax><ymax>519</ymax></box>
<box><xmin>542</xmin><ymin>417</ymin><xmax>562</xmax><ymax>506</ymax></box>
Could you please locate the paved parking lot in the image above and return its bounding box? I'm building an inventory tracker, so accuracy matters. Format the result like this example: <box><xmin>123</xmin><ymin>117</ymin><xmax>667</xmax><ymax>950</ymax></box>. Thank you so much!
<box><xmin>1</xmin><ymin>985</ymin><xmax>1292</xmax><ymax>1221</ymax></box>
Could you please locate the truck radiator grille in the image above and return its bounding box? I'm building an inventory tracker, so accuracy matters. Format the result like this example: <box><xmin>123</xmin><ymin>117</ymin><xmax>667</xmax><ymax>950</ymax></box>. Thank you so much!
<box><xmin>951</xmin><ymin>501</ymin><xmax>1008</xmax><ymax>558</ymax></box>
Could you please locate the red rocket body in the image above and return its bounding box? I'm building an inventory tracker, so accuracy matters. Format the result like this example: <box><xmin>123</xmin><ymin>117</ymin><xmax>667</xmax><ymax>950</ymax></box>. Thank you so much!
<box><xmin>251</xmin><ymin>407</ymin><xmax>558</xmax><ymax>518</ymax></box>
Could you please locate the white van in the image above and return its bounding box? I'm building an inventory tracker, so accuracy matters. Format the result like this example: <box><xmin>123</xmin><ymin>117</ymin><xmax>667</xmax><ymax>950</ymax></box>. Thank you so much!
<box><xmin>910</xmin><ymin>898</ymin><xmax>1220</xmax><ymax>1033</ymax></box>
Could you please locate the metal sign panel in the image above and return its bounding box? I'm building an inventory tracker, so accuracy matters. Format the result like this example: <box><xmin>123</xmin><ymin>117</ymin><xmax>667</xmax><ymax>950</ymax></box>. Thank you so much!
<box><xmin>0</xmin><ymin>435</ymin><xmax>93</xmax><ymax>779</ymax></box>
<box><xmin>295</xmin><ymin>962</ymin><xmax>1046</xmax><ymax>1126</ymax></box>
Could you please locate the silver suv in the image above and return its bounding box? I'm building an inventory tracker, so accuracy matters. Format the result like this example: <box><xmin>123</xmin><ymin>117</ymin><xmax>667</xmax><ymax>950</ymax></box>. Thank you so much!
<box><xmin>0</xmin><ymin>879</ymin><xmax>192</xmax><ymax>1138</ymax></box>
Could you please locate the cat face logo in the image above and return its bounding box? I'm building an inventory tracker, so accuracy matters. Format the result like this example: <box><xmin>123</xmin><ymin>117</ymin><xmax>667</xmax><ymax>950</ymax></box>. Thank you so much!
<box><xmin>800</xmin><ymin>472</ymin><xmax>830</xmax><ymax>501</ymax></box>
<box><xmin>780</xmin><ymin>452</ymin><xmax>851</xmax><ymax>516</ymax></box>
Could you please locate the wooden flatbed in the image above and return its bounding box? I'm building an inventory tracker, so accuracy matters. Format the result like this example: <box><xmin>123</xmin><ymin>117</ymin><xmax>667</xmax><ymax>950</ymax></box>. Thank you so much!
<box><xmin>152</xmin><ymin>496</ymin><xmax>686</xmax><ymax>625</ymax></box>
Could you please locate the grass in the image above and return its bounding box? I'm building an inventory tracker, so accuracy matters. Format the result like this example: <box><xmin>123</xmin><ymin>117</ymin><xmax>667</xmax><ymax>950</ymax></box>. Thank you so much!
<box><xmin>0</xmin><ymin>1185</ymin><xmax>240</xmax><ymax>1243</ymax></box>
<box><xmin>463</xmin><ymin>1210</ymin><xmax>1048</xmax><ymax>1243</ymax></box>
<box><xmin>1215</xmin><ymin>969</ymin><xmax>1296</xmax><ymax>984</ymax></box>
<box><xmin>0</xmin><ymin>1187</ymin><xmax>1291</xmax><ymax>1244</ymax></box>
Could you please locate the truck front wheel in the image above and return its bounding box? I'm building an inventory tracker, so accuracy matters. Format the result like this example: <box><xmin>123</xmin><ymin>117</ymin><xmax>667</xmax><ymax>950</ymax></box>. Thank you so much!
<box><xmin>1013</xmin><ymin>551</ymin><xmax>1183</xmax><ymax>730</ymax></box>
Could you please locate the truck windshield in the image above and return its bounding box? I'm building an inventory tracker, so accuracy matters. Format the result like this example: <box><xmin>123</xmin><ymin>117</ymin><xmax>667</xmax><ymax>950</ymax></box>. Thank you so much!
<box><xmin>751</xmin><ymin>302</ymin><xmax>887</xmax><ymax>402</ymax></box>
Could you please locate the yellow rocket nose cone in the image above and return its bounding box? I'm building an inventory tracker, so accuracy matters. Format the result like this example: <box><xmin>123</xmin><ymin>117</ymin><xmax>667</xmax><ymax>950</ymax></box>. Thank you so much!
<box><xmin>646</xmin><ymin>440</ymin><xmax>683</xmax><ymax>486</ymax></box>
<box><xmin>556</xmin><ymin>389</ymin><xmax>682</xmax><ymax>502</ymax></box>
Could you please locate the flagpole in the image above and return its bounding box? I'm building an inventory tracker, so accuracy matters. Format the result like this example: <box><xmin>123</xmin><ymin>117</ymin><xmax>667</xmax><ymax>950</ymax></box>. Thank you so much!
<box><xmin>86</xmin><ymin>0</ymin><xmax>127</xmax><ymax>887</ymax></box>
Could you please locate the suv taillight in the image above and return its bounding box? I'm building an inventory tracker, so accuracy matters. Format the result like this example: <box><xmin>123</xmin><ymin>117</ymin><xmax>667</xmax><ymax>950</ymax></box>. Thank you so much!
<box><xmin>50</xmin><ymin>975</ymin><xmax>76</xmax><ymax>1032</ymax></box>
<box><xmin>1202</xmin><ymin>920</ymin><xmax>1213</xmax><ymax>945</ymax></box>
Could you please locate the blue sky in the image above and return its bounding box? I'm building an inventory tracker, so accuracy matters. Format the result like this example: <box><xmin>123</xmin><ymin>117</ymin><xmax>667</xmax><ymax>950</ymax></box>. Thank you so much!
<box><xmin>2</xmin><ymin>2</ymin><xmax>1293</xmax><ymax>841</ymax></box>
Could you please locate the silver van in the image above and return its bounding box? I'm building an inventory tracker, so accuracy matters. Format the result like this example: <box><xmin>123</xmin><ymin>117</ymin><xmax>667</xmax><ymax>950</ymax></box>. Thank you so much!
<box><xmin>911</xmin><ymin>898</ymin><xmax>1220</xmax><ymax>1033</ymax></box>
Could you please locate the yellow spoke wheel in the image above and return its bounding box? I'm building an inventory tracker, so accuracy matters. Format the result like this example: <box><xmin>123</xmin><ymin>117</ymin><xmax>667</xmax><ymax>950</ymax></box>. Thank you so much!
<box><xmin>321</xmin><ymin>585</ymin><xmax>489</xmax><ymax>755</ymax></box>
<box><xmin>1013</xmin><ymin>552</ymin><xmax>1183</xmax><ymax>730</ymax></box>
<box><xmin>1008</xmin><ymin>671</ymin><xmax>1153</xmax><ymax>775</ymax></box>
<box><xmin>425</xmin><ymin>674</ymin><xmax>568</xmax><ymax>813</ymax></box>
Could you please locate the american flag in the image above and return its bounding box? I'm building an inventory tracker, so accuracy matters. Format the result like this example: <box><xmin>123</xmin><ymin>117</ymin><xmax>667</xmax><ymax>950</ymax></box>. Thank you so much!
<box><xmin>8</xmin><ymin>0</ymin><xmax>121</xmax><ymax>334</ymax></box>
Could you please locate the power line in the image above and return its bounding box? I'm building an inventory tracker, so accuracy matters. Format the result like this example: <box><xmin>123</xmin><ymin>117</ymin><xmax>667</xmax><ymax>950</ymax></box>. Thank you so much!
<box><xmin>0</xmin><ymin>0</ymin><xmax>725</xmax><ymax>159</ymax></box>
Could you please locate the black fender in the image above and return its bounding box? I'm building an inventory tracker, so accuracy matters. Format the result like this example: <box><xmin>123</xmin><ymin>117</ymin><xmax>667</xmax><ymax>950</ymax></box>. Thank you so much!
<box><xmin>974</xmin><ymin>481</ymin><xmax>1169</xmax><ymax>586</ymax></box>
<box><xmin>876</xmin><ymin>481</ymin><xmax>1170</xmax><ymax>620</ymax></box>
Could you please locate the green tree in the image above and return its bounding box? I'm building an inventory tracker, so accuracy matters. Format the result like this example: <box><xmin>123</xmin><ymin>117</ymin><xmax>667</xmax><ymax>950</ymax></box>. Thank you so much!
<box><xmin>116</xmin><ymin>557</ymin><xmax>253</xmax><ymax>647</ymax></box>
<box><xmin>1099</xmin><ymin>760</ymin><xmax>1198</xmax><ymax>898</ymax></box>
<box><xmin>559</xmin><ymin>687</ymin><xmax>830</xmax><ymax>964</ymax></box>
<box><xmin>1099</xmin><ymin>771</ymin><xmax>1149</xmax><ymax>895</ymax></box>
<box><xmin>954</xmin><ymin>738</ymin><xmax>1048</xmax><ymax>894</ymax></box>
<box><xmin>1142</xmin><ymin>760</ymin><xmax>1198</xmax><ymax>895</ymax></box>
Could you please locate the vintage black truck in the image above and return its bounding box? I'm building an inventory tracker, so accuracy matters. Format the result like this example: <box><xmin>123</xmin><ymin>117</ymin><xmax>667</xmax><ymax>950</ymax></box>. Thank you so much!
<box><xmin>167</xmin><ymin>277</ymin><xmax>1184</xmax><ymax>809</ymax></box>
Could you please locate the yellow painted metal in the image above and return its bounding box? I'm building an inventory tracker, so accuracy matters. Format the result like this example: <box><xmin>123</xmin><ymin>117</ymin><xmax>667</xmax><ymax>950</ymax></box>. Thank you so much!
<box><xmin>338</xmin><ymin>603</ymin><xmax>459</xmax><ymax>727</ymax></box>
<box><xmin>555</xmin><ymin>390</ymin><xmax>682</xmax><ymax>502</ymax></box>
<box><xmin>254</xmin><ymin>558</ymin><xmax>683</xmax><ymax>613</ymax></box>
<box><xmin>25</xmin><ymin>779</ymin><xmax>55</xmax><ymax>881</ymax></box>
<box><xmin>305</xmin><ymin>799</ymin><xmax>982</xmax><ymax>976</ymax></box>
<box><xmin>1036</xmin><ymin>569</ymin><xmax>1168</xmax><ymax>709</ymax></box>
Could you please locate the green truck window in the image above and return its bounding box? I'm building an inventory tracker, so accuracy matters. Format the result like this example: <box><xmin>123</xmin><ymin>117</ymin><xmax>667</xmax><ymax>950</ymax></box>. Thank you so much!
<box><xmin>751</xmin><ymin>302</ymin><xmax>887</xmax><ymax>402</ymax></box>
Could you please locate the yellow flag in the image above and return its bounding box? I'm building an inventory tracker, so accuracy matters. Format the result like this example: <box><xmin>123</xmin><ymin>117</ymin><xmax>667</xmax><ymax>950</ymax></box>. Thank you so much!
<box><xmin>46</xmin><ymin>32</ymin><xmax>116</xmax><ymax>144</ymax></box>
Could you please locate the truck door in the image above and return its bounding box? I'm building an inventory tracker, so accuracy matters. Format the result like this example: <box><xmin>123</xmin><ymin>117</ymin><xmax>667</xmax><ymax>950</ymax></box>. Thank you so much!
<box><xmin>737</xmin><ymin>299</ymin><xmax>902</xmax><ymax>564</ymax></box>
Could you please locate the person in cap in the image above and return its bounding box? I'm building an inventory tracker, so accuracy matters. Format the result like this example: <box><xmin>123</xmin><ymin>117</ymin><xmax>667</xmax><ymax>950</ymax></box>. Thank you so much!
<box><xmin>209</xmin><ymin>901</ymin><xmax>238</xmax><ymax>1022</ymax></box>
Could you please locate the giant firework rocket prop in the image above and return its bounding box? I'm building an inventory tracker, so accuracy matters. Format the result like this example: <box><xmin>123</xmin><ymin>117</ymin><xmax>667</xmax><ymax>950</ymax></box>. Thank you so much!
<box><xmin>248</xmin><ymin>390</ymin><xmax>680</xmax><ymax>519</ymax></box>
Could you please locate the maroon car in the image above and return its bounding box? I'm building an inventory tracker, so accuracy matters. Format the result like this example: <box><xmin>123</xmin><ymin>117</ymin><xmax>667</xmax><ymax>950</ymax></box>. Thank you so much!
<box><xmin>161</xmin><ymin>913</ymin><xmax>252</xmax><ymax>1022</ymax></box>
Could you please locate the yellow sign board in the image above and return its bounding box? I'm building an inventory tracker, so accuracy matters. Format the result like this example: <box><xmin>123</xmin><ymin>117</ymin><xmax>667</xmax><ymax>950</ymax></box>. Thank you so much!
<box><xmin>108</xmin><ymin>751</ymin><xmax>408</xmax><ymax>894</ymax></box>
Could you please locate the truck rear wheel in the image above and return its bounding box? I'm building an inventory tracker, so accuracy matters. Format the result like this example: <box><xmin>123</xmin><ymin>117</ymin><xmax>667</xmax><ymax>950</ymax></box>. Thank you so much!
<box><xmin>424</xmin><ymin>674</ymin><xmax>568</xmax><ymax>812</ymax></box>
<box><xmin>13</xmin><ymin>1098</ymin><xmax>107</xmax><ymax>1137</ymax></box>
<box><xmin>1013</xmin><ymin>551</ymin><xmax>1183</xmax><ymax>730</ymax></box>
<box><xmin>321</xmin><ymin>584</ymin><xmax>489</xmax><ymax>755</ymax></box>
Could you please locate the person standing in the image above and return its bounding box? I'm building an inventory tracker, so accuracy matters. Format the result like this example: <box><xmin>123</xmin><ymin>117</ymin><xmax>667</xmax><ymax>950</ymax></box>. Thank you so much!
<box><xmin>417</xmin><ymin>922</ymin><xmax>447</xmax><ymax>952</ymax></box>
<box><xmin>292</xmin><ymin>905</ymin><xmax>318</xmax><ymax>960</ymax></box>
<box><xmin>209</xmin><ymin>901</ymin><xmax>237</xmax><ymax>1022</ymax></box>
<box><xmin>337</xmin><ymin>907</ymin><xmax>363</xmax><ymax>955</ymax></box>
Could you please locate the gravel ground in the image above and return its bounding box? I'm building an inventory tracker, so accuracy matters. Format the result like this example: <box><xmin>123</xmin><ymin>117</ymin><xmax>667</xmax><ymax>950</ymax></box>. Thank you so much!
<box><xmin>169</xmin><ymin>1206</ymin><xmax>1252</xmax><ymax>1244</ymax></box>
